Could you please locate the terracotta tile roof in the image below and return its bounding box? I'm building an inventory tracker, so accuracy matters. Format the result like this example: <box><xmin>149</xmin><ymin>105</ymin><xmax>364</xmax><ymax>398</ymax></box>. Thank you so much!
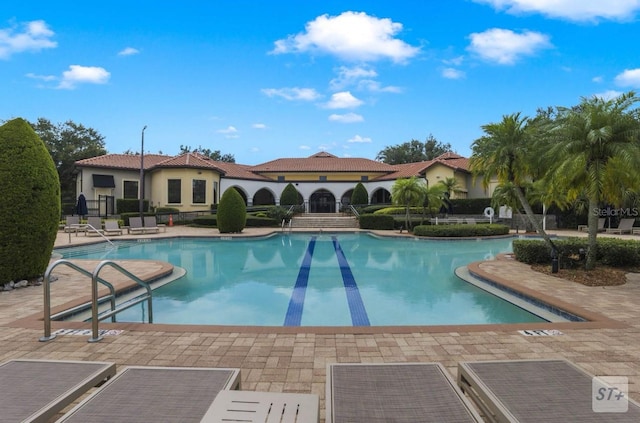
<box><xmin>154</xmin><ymin>152</ymin><xmax>227</xmax><ymax>174</ymax></box>
<box><xmin>374</xmin><ymin>161</ymin><xmax>433</xmax><ymax>181</ymax></box>
<box><xmin>75</xmin><ymin>154</ymin><xmax>172</xmax><ymax>170</ymax></box>
<box><xmin>251</xmin><ymin>152</ymin><xmax>397</xmax><ymax>173</ymax></box>
<box><xmin>213</xmin><ymin>161</ymin><xmax>271</xmax><ymax>181</ymax></box>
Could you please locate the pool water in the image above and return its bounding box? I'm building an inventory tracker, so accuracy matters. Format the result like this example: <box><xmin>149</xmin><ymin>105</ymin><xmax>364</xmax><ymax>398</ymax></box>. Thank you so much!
<box><xmin>56</xmin><ymin>233</ymin><xmax>546</xmax><ymax>326</ymax></box>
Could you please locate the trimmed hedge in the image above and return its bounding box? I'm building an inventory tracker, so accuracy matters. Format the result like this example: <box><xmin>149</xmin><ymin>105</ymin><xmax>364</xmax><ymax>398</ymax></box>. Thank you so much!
<box><xmin>246</xmin><ymin>215</ymin><xmax>279</xmax><ymax>227</ymax></box>
<box><xmin>373</xmin><ymin>206</ymin><xmax>426</xmax><ymax>215</ymax></box>
<box><xmin>413</xmin><ymin>224</ymin><xmax>510</xmax><ymax>237</ymax></box>
<box><xmin>513</xmin><ymin>237</ymin><xmax>640</xmax><ymax>268</ymax></box>
<box><xmin>359</xmin><ymin>214</ymin><xmax>395</xmax><ymax>230</ymax></box>
<box><xmin>0</xmin><ymin>118</ymin><xmax>60</xmax><ymax>283</ymax></box>
<box><xmin>193</xmin><ymin>215</ymin><xmax>217</xmax><ymax>226</ymax></box>
<box><xmin>351</xmin><ymin>182</ymin><xmax>368</xmax><ymax>206</ymax></box>
<box><xmin>217</xmin><ymin>188</ymin><xmax>246</xmax><ymax>233</ymax></box>
<box><xmin>449</xmin><ymin>198</ymin><xmax>492</xmax><ymax>214</ymax></box>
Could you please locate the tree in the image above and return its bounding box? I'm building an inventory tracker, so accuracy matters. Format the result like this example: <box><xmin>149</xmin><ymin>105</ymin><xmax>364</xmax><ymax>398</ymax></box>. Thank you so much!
<box><xmin>0</xmin><ymin>118</ymin><xmax>60</xmax><ymax>283</ymax></box>
<box><xmin>545</xmin><ymin>92</ymin><xmax>640</xmax><ymax>269</ymax></box>
<box><xmin>420</xmin><ymin>183</ymin><xmax>447</xmax><ymax>224</ymax></box>
<box><xmin>439</xmin><ymin>177</ymin><xmax>463</xmax><ymax>199</ymax></box>
<box><xmin>180</xmin><ymin>145</ymin><xmax>235</xmax><ymax>163</ymax></box>
<box><xmin>351</xmin><ymin>182</ymin><xmax>369</xmax><ymax>206</ymax></box>
<box><xmin>470</xmin><ymin>113</ymin><xmax>553</xmax><ymax>247</ymax></box>
<box><xmin>391</xmin><ymin>176</ymin><xmax>428</xmax><ymax>231</ymax></box>
<box><xmin>376</xmin><ymin>135</ymin><xmax>453</xmax><ymax>164</ymax></box>
<box><xmin>30</xmin><ymin>118</ymin><xmax>106</xmax><ymax>203</ymax></box>
<box><xmin>217</xmin><ymin>188</ymin><xmax>246</xmax><ymax>233</ymax></box>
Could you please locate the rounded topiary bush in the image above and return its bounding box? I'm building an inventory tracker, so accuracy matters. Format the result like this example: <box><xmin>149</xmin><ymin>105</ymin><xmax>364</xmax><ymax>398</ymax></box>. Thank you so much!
<box><xmin>351</xmin><ymin>182</ymin><xmax>368</xmax><ymax>206</ymax></box>
<box><xmin>217</xmin><ymin>188</ymin><xmax>246</xmax><ymax>233</ymax></box>
<box><xmin>280</xmin><ymin>183</ymin><xmax>300</xmax><ymax>206</ymax></box>
<box><xmin>0</xmin><ymin>118</ymin><xmax>60</xmax><ymax>283</ymax></box>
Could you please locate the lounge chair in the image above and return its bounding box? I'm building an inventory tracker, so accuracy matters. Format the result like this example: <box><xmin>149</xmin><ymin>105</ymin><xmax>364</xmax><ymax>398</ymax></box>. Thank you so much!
<box><xmin>143</xmin><ymin>215</ymin><xmax>161</xmax><ymax>233</ymax></box>
<box><xmin>605</xmin><ymin>218</ymin><xmax>636</xmax><ymax>234</ymax></box>
<box><xmin>458</xmin><ymin>359</ymin><xmax>640</xmax><ymax>422</ymax></box>
<box><xmin>85</xmin><ymin>216</ymin><xmax>104</xmax><ymax>236</ymax></box>
<box><xmin>326</xmin><ymin>363</ymin><xmax>483</xmax><ymax>423</ymax></box>
<box><xmin>578</xmin><ymin>218</ymin><xmax>605</xmax><ymax>232</ymax></box>
<box><xmin>103</xmin><ymin>219</ymin><xmax>122</xmax><ymax>236</ymax></box>
<box><xmin>63</xmin><ymin>215</ymin><xmax>86</xmax><ymax>235</ymax></box>
<box><xmin>0</xmin><ymin>359</ymin><xmax>115</xmax><ymax>423</ymax></box>
<box><xmin>127</xmin><ymin>216</ymin><xmax>146</xmax><ymax>234</ymax></box>
<box><xmin>55</xmin><ymin>366</ymin><xmax>240</xmax><ymax>422</ymax></box>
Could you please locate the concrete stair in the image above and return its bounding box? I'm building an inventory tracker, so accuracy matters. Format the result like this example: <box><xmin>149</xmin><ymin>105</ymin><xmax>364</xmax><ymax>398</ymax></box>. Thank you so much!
<box><xmin>290</xmin><ymin>213</ymin><xmax>359</xmax><ymax>229</ymax></box>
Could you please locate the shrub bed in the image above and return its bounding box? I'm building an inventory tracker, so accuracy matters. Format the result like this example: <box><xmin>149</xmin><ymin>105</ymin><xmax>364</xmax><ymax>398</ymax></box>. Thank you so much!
<box><xmin>513</xmin><ymin>237</ymin><xmax>640</xmax><ymax>268</ymax></box>
<box><xmin>193</xmin><ymin>214</ymin><xmax>217</xmax><ymax>226</ymax></box>
<box><xmin>359</xmin><ymin>214</ymin><xmax>395</xmax><ymax>230</ymax></box>
<box><xmin>413</xmin><ymin>224</ymin><xmax>510</xmax><ymax>237</ymax></box>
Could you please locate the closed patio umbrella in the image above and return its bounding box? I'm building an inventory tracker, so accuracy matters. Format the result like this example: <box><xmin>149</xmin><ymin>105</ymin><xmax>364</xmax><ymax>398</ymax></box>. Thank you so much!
<box><xmin>76</xmin><ymin>193</ymin><xmax>88</xmax><ymax>217</ymax></box>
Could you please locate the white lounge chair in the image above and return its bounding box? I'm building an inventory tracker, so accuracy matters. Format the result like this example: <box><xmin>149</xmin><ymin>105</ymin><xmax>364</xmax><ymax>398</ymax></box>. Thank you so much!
<box><xmin>55</xmin><ymin>366</ymin><xmax>240</xmax><ymax>422</ymax></box>
<box><xmin>103</xmin><ymin>219</ymin><xmax>122</xmax><ymax>236</ymax></box>
<box><xmin>605</xmin><ymin>218</ymin><xmax>636</xmax><ymax>234</ymax></box>
<box><xmin>143</xmin><ymin>216</ymin><xmax>161</xmax><ymax>233</ymax></box>
<box><xmin>327</xmin><ymin>363</ymin><xmax>482</xmax><ymax>423</ymax></box>
<box><xmin>85</xmin><ymin>216</ymin><xmax>104</xmax><ymax>236</ymax></box>
<box><xmin>127</xmin><ymin>216</ymin><xmax>146</xmax><ymax>234</ymax></box>
<box><xmin>0</xmin><ymin>359</ymin><xmax>115</xmax><ymax>423</ymax></box>
<box><xmin>458</xmin><ymin>359</ymin><xmax>640</xmax><ymax>422</ymax></box>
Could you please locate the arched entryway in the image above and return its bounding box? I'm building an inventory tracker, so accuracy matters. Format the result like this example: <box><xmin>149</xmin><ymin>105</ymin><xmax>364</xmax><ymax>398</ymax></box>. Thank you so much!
<box><xmin>309</xmin><ymin>189</ymin><xmax>336</xmax><ymax>213</ymax></box>
<box><xmin>253</xmin><ymin>188</ymin><xmax>275</xmax><ymax>206</ymax></box>
<box><xmin>371</xmin><ymin>188</ymin><xmax>391</xmax><ymax>204</ymax></box>
<box><xmin>231</xmin><ymin>186</ymin><xmax>248</xmax><ymax>205</ymax></box>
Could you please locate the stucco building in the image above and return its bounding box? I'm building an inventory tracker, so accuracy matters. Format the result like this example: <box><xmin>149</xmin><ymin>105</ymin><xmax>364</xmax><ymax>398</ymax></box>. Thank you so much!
<box><xmin>74</xmin><ymin>151</ymin><xmax>493</xmax><ymax>214</ymax></box>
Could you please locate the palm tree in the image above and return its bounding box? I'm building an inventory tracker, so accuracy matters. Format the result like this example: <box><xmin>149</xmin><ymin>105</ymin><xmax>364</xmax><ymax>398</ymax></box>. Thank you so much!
<box><xmin>545</xmin><ymin>91</ymin><xmax>640</xmax><ymax>269</ymax></box>
<box><xmin>439</xmin><ymin>177</ymin><xmax>463</xmax><ymax>199</ymax></box>
<box><xmin>420</xmin><ymin>184</ymin><xmax>448</xmax><ymax>224</ymax></box>
<box><xmin>391</xmin><ymin>176</ymin><xmax>428</xmax><ymax>231</ymax></box>
<box><xmin>470</xmin><ymin>113</ymin><xmax>553</xmax><ymax>246</ymax></box>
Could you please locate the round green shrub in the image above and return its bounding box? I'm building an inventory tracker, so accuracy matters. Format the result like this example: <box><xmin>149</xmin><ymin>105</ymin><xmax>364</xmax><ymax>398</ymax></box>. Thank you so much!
<box><xmin>0</xmin><ymin>118</ymin><xmax>60</xmax><ymax>283</ymax></box>
<box><xmin>217</xmin><ymin>188</ymin><xmax>246</xmax><ymax>233</ymax></box>
<box><xmin>280</xmin><ymin>183</ymin><xmax>301</xmax><ymax>206</ymax></box>
<box><xmin>359</xmin><ymin>214</ymin><xmax>394</xmax><ymax>230</ymax></box>
<box><xmin>413</xmin><ymin>224</ymin><xmax>510</xmax><ymax>237</ymax></box>
<box><xmin>351</xmin><ymin>182</ymin><xmax>368</xmax><ymax>206</ymax></box>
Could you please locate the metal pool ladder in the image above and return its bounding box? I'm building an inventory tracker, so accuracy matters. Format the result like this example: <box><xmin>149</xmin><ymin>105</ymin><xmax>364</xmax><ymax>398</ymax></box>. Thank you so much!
<box><xmin>39</xmin><ymin>259</ymin><xmax>153</xmax><ymax>343</ymax></box>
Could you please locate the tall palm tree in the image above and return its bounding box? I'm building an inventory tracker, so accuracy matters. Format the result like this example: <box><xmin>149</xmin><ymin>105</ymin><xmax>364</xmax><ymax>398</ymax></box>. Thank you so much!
<box><xmin>546</xmin><ymin>91</ymin><xmax>640</xmax><ymax>269</ymax></box>
<box><xmin>470</xmin><ymin>113</ymin><xmax>553</xmax><ymax>246</ymax></box>
<box><xmin>439</xmin><ymin>177</ymin><xmax>463</xmax><ymax>198</ymax></box>
<box><xmin>391</xmin><ymin>176</ymin><xmax>428</xmax><ymax>231</ymax></box>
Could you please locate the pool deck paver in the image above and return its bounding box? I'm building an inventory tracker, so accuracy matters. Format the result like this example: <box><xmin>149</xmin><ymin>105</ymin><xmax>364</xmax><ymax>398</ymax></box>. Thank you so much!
<box><xmin>1</xmin><ymin>226</ymin><xmax>640</xmax><ymax>422</ymax></box>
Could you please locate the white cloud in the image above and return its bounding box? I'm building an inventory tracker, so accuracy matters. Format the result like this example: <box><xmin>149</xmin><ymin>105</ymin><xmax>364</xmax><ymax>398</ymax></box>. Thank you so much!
<box><xmin>593</xmin><ymin>90</ymin><xmax>623</xmax><ymax>100</ymax></box>
<box><xmin>261</xmin><ymin>87</ymin><xmax>321</xmax><ymax>101</ymax></box>
<box><xmin>118</xmin><ymin>47</ymin><xmax>140</xmax><ymax>56</ymax></box>
<box><xmin>443</xmin><ymin>56</ymin><xmax>465</xmax><ymax>66</ymax></box>
<box><xmin>0</xmin><ymin>20</ymin><xmax>57</xmax><ymax>59</ymax></box>
<box><xmin>348</xmin><ymin>134</ymin><xmax>372</xmax><ymax>143</ymax></box>
<box><xmin>217</xmin><ymin>126</ymin><xmax>239</xmax><ymax>138</ymax></box>
<box><xmin>252</xmin><ymin>123</ymin><xmax>267</xmax><ymax>129</ymax></box>
<box><xmin>615</xmin><ymin>68</ymin><xmax>640</xmax><ymax>87</ymax></box>
<box><xmin>271</xmin><ymin>11</ymin><xmax>420</xmax><ymax>63</ymax></box>
<box><xmin>324</xmin><ymin>91</ymin><xmax>363</xmax><ymax>109</ymax></box>
<box><xmin>299</xmin><ymin>145</ymin><xmax>311</xmax><ymax>150</ymax></box>
<box><xmin>442</xmin><ymin>68</ymin><xmax>466</xmax><ymax>79</ymax></box>
<box><xmin>25</xmin><ymin>72</ymin><xmax>56</xmax><ymax>81</ymax></box>
<box><xmin>474</xmin><ymin>0</ymin><xmax>640</xmax><ymax>22</ymax></box>
<box><xmin>592</xmin><ymin>76</ymin><xmax>604</xmax><ymax>83</ymax></box>
<box><xmin>57</xmin><ymin>65</ymin><xmax>110</xmax><ymax>89</ymax></box>
<box><xmin>330</xmin><ymin>65</ymin><xmax>377</xmax><ymax>90</ymax></box>
<box><xmin>329</xmin><ymin>112</ymin><xmax>364</xmax><ymax>123</ymax></box>
<box><xmin>467</xmin><ymin>28</ymin><xmax>552</xmax><ymax>65</ymax></box>
<box><xmin>250</xmin><ymin>147</ymin><xmax>260</xmax><ymax>152</ymax></box>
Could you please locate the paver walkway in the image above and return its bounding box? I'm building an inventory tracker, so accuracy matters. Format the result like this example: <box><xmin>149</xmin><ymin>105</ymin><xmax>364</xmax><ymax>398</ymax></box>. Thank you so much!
<box><xmin>1</xmin><ymin>226</ymin><xmax>639</xmax><ymax>422</ymax></box>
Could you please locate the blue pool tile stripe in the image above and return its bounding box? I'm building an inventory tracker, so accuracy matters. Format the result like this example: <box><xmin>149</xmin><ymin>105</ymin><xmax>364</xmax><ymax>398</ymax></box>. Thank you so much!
<box><xmin>284</xmin><ymin>236</ymin><xmax>317</xmax><ymax>326</ymax></box>
<box><xmin>332</xmin><ymin>237</ymin><xmax>370</xmax><ymax>326</ymax></box>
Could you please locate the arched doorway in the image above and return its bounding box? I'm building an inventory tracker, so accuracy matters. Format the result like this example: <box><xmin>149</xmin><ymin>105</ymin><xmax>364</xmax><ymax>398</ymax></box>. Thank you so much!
<box><xmin>371</xmin><ymin>188</ymin><xmax>391</xmax><ymax>204</ymax></box>
<box><xmin>231</xmin><ymin>186</ymin><xmax>248</xmax><ymax>205</ymax></box>
<box><xmin>309</xmin><ymin>189</ymin><xmax>336</xmax><ymax>213</ymax></box>
<box><xmin>253</xmin><ymin>188</ymin><xmax>275</xmax><ymax>206</ymax></box>
<box><xmin>341</xmin><ymin>189</ymin><xmax>354</xmax><ymax>208</ymax></box>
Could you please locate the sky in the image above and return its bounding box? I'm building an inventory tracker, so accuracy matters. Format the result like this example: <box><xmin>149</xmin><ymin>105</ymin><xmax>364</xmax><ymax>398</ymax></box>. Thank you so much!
<box><xmin>2</xmin><ymin>1</ymin><xmax>640</xmax><ymax>165</ymax></box>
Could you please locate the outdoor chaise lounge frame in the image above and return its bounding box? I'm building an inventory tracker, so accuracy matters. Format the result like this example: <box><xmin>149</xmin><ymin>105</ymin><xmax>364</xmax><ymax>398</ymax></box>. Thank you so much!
<box><xmin>605</xmin><ymin>218</ymin><xmax>636</xmax><ymax>234</ymax></box>
<box><xmin>0</xmin><ymin>359</ymin><xmax>115</xmax><ymax>423</ymax></box>
<box><xmin>326</xmin><ymin>362</ymin><xmax>483</xmax><ymax>423</ymax></box>
<box><xmin>578</xmin><ymin>217</ymin><xmax>605</xmax><ymax>232</ymax></box>
<box><xmin>103</xmin><ymin>219</ymin><xmax>123</xmax><ymax>236</ymax></box>
<box><xmin>55</xmin><ymin>366</ymin><xmax>240</xmax><ymax>423</ymax></box>
<box><xmin>457</xmin><ymin>359</ymin><xmax>640</xmax><ymax>422</ymax></box>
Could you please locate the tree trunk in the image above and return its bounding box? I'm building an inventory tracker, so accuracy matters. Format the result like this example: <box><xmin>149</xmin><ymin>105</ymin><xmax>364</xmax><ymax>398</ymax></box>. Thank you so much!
<box><xmin>585</xmin><ymin>197</ymin><xmax>598</xmax><ymax>270</ymax></box>
<box><xmin>513</xmin><ymin>186</ymin><xmax>553</xmax><ymax>248</ymax></box>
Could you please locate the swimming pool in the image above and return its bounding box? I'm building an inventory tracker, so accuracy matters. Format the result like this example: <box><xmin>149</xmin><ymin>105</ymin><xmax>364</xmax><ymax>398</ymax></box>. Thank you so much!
<box><xmin>56</xmin><ymin>233</ymin><xmax>548</xmax><ymax>326</ymax></box>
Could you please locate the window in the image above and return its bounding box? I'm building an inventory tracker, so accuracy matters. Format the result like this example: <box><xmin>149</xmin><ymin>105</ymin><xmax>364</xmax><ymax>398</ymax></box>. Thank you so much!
<box><xmin>361</xmin><ymin>176</ymin><xmax>369</xmax><ymax>182</ymax></box>
<box><xmin>168</xmin><ymin>179</ymin><xmax>181</xmax><ymax>204</ymax></box>
<box><xmin>319</xmin><ymin>175</ymin><xmax>327</xmax><ymax>181</ymax></box>
<box><xmin>192</xmin><ymin>179</ymin><xmax>206</xmax><ymax>204</ymax></box>
<box><xmin>277</xmin><ymin>175</ymin><xmax>285</xmax><ymax>182</ymax></box>
<box><xmin>123</xmin><ymin>180</ymin><xmax>139</xmax><ymax>199</ymax></box>
<box><xmin>213</xmin><ymin>181</ymin><xmax>219</xmax><ymax>205</ymax></box>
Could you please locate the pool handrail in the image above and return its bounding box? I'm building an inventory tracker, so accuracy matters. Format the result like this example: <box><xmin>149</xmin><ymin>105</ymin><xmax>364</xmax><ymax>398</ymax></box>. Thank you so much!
<box><xmin>40</xmin><ymin>259</ymin><xmax>117</xmax><ymax>342</ymax></box>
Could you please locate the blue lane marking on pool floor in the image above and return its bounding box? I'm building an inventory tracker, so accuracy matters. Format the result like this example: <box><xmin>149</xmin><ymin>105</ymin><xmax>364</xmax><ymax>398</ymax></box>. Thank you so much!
<box><xmin>332</xmin><ymin>236</ymin><xmax>370</xmax><ymax>326</ymax></box>
<box><xmin>283</xmin><ymin>236</ymin><xmax>317</xmax><ymax>326</ymax></box>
